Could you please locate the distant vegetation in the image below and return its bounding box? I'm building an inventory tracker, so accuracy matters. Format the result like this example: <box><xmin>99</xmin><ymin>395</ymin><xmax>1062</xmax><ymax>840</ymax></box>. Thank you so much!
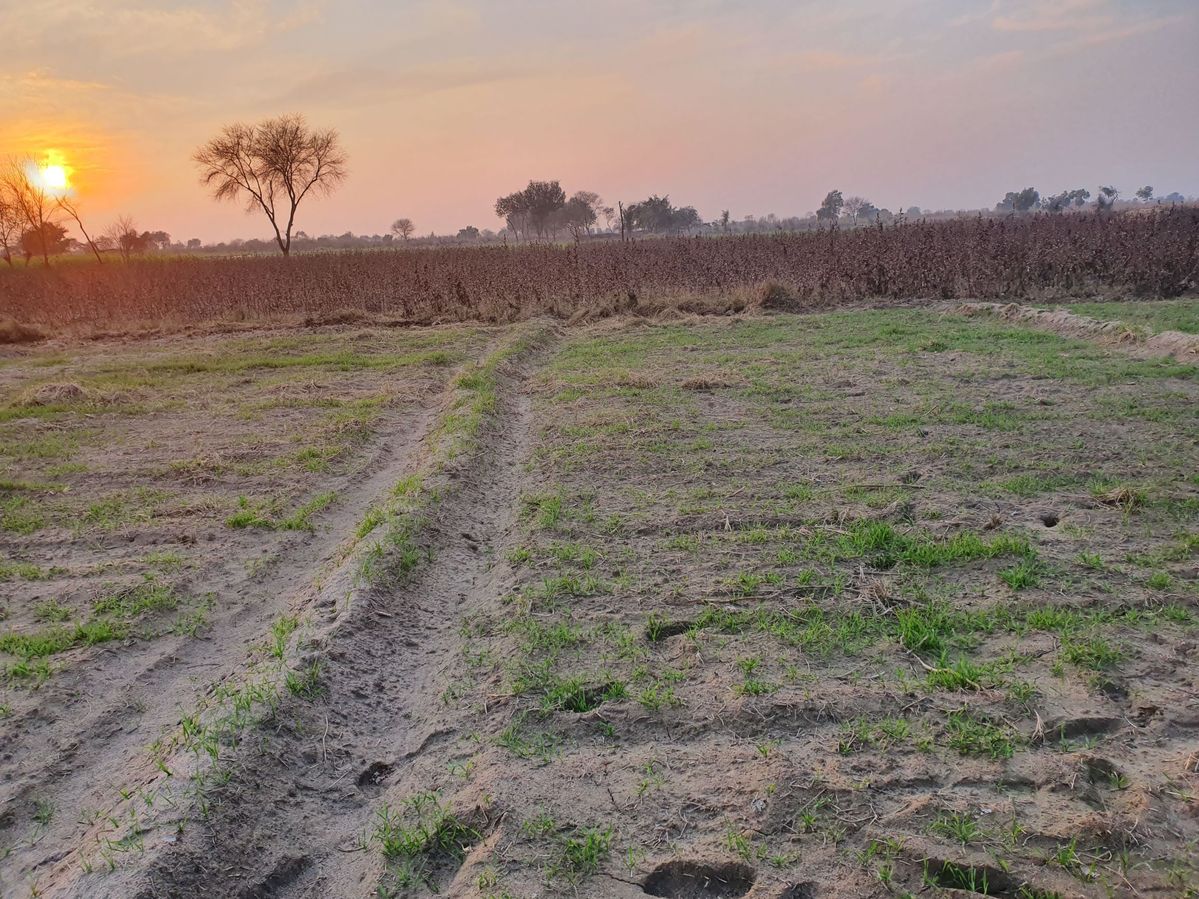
<box><xmin>4</xmin><ymin>131</ymin><xmax>1190</xmax><ymax>264</ymax></box>
<box><xmin>4</xmin><ymin>207</ymin><xmax>1195</xmax><ymax>334</ymax></box>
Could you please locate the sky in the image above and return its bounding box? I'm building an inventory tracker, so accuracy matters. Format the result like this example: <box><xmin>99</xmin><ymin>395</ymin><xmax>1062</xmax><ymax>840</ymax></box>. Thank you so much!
<box><xmin>2</xmin><ymin>0</ymin><xmax>1196</xmax><ymax>243</ymax></box>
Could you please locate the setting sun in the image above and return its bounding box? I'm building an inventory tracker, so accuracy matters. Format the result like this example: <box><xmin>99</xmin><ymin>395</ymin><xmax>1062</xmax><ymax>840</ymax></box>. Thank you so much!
<box><xmin>40</xmin><ymin>164</ymin><xmax>68</xmax><ymax>190</ymax></box>
<box><xmin>24</xmin><ymin>152</ymin><xmax>73</xmax><ymax>195</ymax></box>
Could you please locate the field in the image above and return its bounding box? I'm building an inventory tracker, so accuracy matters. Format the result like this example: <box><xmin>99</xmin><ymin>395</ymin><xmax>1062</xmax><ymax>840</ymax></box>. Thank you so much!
<box><xmin>0</xmin><ymin>300</ymin><xmax>1197</xmax><ymax>898</ymax></box>
<box><xmin>3</xmin><ymin>209</ymin><xmax>1198</xmax><ymax>334</ymax></box>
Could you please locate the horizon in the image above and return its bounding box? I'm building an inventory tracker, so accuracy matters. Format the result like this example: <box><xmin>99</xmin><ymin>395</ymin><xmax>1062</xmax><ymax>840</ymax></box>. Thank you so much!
<box><xmin>3</xmin><ymin>0</ymin><xmax>1197</xmax><ymax>244</ymax></box>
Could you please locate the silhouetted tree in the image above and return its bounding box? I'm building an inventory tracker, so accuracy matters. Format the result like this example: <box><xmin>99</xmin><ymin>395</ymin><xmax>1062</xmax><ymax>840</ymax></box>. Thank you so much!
<box><xmin>2</xmin><ymin>159</ymin><xmax>59</xmax><ymax>266</ymax></box>
<box><xmin>524</xmin><ymin>181</ymin><xmax>566</xmax><ymax>238</ymax></box>
<box><xmin>843</xmin><ymin>195</ymin><xmax>871</xmax><ymax>224</ymax></box>
<box><xmin>20</xmin><ymin>221</ymin><xmax>70</xmax><ymax>261</ymax></box>
<box><xmin>144</xmin><ymin>230</ymin><xmax>171</xmax><ymax>251</ymax></box>
<box><xmin>1135</xmin><ymin>185</ymin><xmax>1153</xmax><ymax>202</ymax></box>
<box><xmin>555</xmin><ymin>193</ymin><xmax>599</xmax><ymax>240</ymax></box>
<box><xmin>671</xmin><ymin>205</ymin><xmax>701</xmax><ymax>232</ymax></box>
<box><xmin>626</xmin><ymin>195</ymin><xmax>672</xmax><ymax>232</ymax></box>
<box><xmin>996</xmin><ymin>188</ymin><xmax>1040</xmax><ymax>214</ymax></box>
<box><xmin>623</xmin><ymin>195</ymin><xmax>699</xmax><ymax>233</ymax></box>
<box><xmin>1043</xmin><ymin>191</ymin><xmax>1071</xmax><ymax>213</ymax></box>
<box><xmin>493</xmin><ymin>181</ymin><xmax>567</xmax><ymax>240</ymax></box>
<box><xmin>193</xmin><ymin>114</ymin><xmax>348</xmax><ymax>257</ymax></box>
<box><xmin>816</xmin><ymin>190</ymin><xmax>844</xmax><ymax>222</ymax></box>
<box><xmin>51</xmin><ymin>197</ymin><xmax>104</xmax><ymax>262</ymax></box>
<box><xmin>106</xmin><ymin>215</ymin><xmax>144</xmax><ymax>261</ymax></box>
<box><xmin>391</xmin><ymin>217</ymin><xmax>414</xmax><ymax>241</ymax></box>
<box><xmin>0</xmin><ymin>192</ymin><xmax>22</xmax><ymax>266</ymax></box>
<box><xmin>494</xmin><ymin>191</ymin><xmax>530</xmax><ymax>239</ymax></box>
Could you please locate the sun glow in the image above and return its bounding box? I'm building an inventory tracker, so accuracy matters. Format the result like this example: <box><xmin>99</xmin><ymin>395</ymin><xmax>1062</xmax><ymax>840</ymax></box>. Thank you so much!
<box><xmin>41</xmin><ymin>164</ymin><xmax>69</xmax><ymax>190</ymax></box>
<box><xmin>25</xmin><ymin>152</ymin><xmax>73</xmax><ymax>195</ymax></box>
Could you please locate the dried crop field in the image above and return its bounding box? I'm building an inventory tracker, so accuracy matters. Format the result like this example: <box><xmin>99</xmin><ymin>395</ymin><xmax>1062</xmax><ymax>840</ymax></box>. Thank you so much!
<box><xmin>2</xmin><ymin>209</ymin><xmax>1197</xmax><ymax>334</ymax></box>
<box><xmin>0</xmin><ymin>298</ymin><xmax>1196</xmax><ymax>899</ymax></box>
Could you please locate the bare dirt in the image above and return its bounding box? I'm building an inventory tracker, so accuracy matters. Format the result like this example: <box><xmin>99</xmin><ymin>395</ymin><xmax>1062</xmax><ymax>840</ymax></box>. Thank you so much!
<box><xmin>2</xmin><ymin>305</ymin><xmax>1197</xmax><ymax>899</ymax></box>
<box><xmin>0</xmin><ymin>323</ymin><xmax>492</xmax><ymax>893</ymax></box>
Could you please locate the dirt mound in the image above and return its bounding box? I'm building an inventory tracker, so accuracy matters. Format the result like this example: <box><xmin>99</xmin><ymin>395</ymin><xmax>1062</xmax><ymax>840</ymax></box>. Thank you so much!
<box><xmin>955</xmin><ymin>301</ymin><xmax>1199</xmax><ymax>360</ymax></box>
<box><xmin>18</xmin><ymin>382</ymin><xmax>91</xmax><ymax>406</ymax></box>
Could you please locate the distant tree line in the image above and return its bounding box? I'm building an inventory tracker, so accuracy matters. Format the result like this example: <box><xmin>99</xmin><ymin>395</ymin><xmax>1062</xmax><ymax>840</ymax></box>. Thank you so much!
<box><xmin>9</xmin><ymin>109</ymin><xmax>1194</xmax><ymax>263</ymax></box>
<box><xmin>493</xmin><ymin>181</ymin><xmax>613</xmax><ymax>240</ymax></box>
<box><xmin>994</xmin><ymin>184</ymin><xmax>1181</xmax><ymax>214</ymax></box>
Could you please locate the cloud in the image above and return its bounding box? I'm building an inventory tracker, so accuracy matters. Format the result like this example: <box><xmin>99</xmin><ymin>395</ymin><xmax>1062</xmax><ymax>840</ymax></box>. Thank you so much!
<box><xmin>1046</xmin><ymin>12</ymin><xmax>1188</xmax><ymax>51</ymax></box>
<box><xmin>273</xmin><ymin>59</ymin><xmax>543</xmax><ymax>108</ymax></box>
<box><xmin>0</xmin><ymin>0</ymin><xmax>325</xmax><ymax>61</ymax></box>
<box><xmin>0</xmin><ymin>70</ymin><xmax>110</xmax><ymax>98</ymax></box>
<box><xmin>986</xmin><ymin>0</ymin><xmax>1192</xmax><ymax>58</ymax></box>
<box><xmin>991</xmin><ymin>0</ymin><xmax>1115</xmax><ymax>32</ymax></box>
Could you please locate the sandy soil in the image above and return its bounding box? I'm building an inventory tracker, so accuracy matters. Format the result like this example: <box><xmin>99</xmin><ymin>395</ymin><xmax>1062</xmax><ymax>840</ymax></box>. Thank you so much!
<box><xmin>1</xmin><ymin>305</ymin><xmax>1196</xmax><ymax>899</ymax></box>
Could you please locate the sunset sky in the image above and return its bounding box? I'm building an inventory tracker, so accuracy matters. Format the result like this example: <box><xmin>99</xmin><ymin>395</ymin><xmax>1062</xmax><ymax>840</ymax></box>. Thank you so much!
<box><xmin>3</xmin><ymin>0</ymin><xmax>1196</xmax><ymax>243</ymax></box>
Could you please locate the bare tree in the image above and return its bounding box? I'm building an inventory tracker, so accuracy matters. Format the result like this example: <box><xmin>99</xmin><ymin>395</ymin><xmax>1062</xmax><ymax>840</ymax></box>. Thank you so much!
<box><xmin>391</xmin><ymin>217</ymin><xmax>415</xmax><ymax>241</ymax></box>
<box><xmin>842</xmin><ymin>195</ymin><xmax>870</xmax><ymax>225</ymax></box>
<box><xmin>105</xmin><ymin>215</ymin><xmax>141</xmax><ymax>262</ymax></box>
<box><xmin>193</xmin><ymin>114</ymin><xmax>348</xmax><ymax>257</ymax></box>
<box><xmin>0</xmin><ymin>192</ymin><xmax>20</xmax><ymax>266</ymax></box>
<box><xmin>2</xmin><ymin>159</ymin><xmax>58</xmax><ymax>266</ymax></box>
<box><xmin>56</xmin><ymin>197</ymin><xmax>104</xmax><ymax>263</ymax></box>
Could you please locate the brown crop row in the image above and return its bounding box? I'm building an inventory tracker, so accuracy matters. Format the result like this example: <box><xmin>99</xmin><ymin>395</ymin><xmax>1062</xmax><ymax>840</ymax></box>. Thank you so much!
<box><xmin>2</xmin><ymin>208</ymin><xmax>1196</xmax><ymax>331</ymax></box>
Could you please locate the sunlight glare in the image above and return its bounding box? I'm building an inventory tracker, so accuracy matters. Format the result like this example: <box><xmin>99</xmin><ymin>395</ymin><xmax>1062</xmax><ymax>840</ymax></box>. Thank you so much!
<box><xmin>25</xmin><ymin>152</ymin><xmax>73</xmax><ymax>195</ymax></box>
<box><xmin>41</xmin><ymin>164</ymin><xmax>69</xmax><ymax>190</ymax></box>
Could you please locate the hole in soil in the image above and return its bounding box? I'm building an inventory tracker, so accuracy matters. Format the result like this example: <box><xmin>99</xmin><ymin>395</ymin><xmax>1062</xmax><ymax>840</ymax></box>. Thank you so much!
<box><xmin>923</xmin><ymin>859</ymin><xmax>1017</xmax><ymax>896</ymax></box>
<box><xmin>646</xmin><ymin>619</ymin><xmax>693</xmax><ymax>642</ymax></box>
<box><xmin>555</xmin><ymin>681</ymin><xmax>624</xmax><ymax>713</ymax></box>
<box><xmin>1097</xmin><ymin>677</ymin><xmax>1128</xmax><ymax>701</ymax></box>
<box><xmin>249</xmin><ymin>853</ymin><xmax>310</xmax><ymax>896</ymax></box>
<box><xmin>1039</xmin><ymin>512</ymin><xmax>1060</xmax><ymax>527</ymax></box>
<box><xmin>643</xmin><ymin>861</ymin><xmax>755</xmax><ymax>898</ymax></box>
<box><xmin>1044</xmin><ymin>715</ymin><xmax>1122</xmax><ymax>741</ymax></box>
<box><xmin>1084</xmin><ymin>757</ymin><xmax>1122</xmax><ymax>785</ymax></box>
<box><xmin>357</xmin><ymin>761</ymin><xmax>393</xmax><ymax>791</ymax></box>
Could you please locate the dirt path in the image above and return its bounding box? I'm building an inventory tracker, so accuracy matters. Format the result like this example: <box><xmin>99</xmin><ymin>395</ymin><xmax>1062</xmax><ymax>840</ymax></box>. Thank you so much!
<box><xmin>36</xmin><ymin>337</ymin><xmax>547</xmax><ymax>898</ymax></box>
<box><xmin>0</xmin><ymin>398</ymin><xmax>447</xmax><ymax>895</ymax></box>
